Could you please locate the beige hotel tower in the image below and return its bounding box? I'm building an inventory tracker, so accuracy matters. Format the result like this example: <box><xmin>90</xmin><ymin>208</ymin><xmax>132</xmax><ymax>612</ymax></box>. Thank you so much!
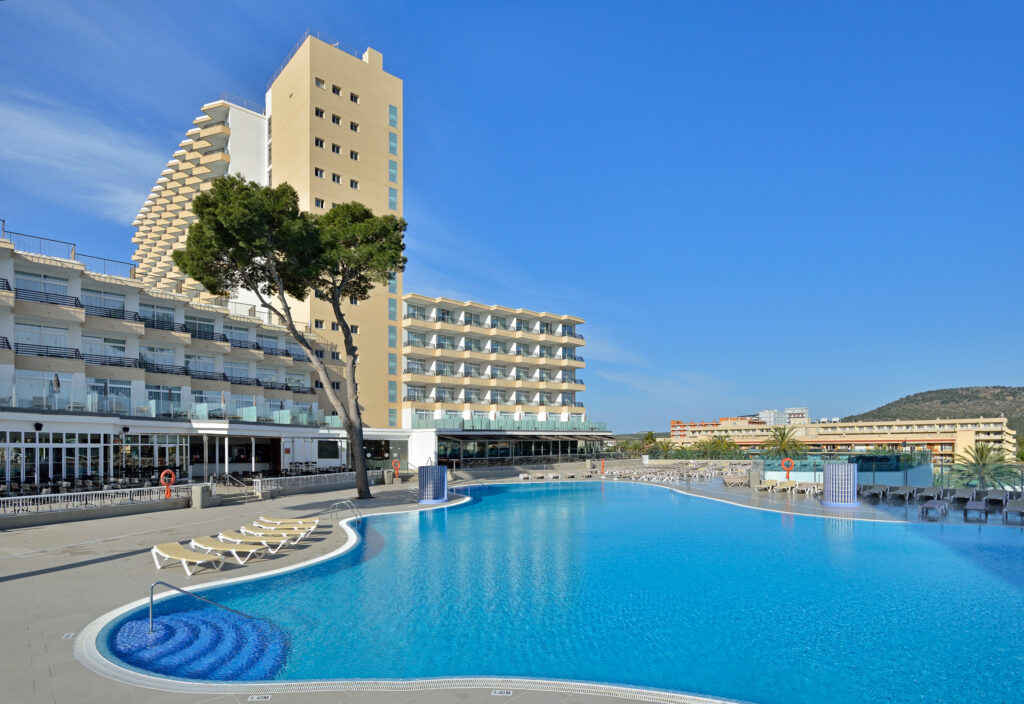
<box><xmin>132</xmin><ymin>33</ymin><xmax>403</xmax><ymax>428</ymax></box>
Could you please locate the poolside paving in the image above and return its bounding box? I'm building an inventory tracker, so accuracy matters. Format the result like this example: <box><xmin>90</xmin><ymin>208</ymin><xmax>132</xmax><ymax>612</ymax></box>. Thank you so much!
<box><xmin>3</xmin><ymin>474</ymin><xmax>1014</xmax><ymax>704</ymax></box>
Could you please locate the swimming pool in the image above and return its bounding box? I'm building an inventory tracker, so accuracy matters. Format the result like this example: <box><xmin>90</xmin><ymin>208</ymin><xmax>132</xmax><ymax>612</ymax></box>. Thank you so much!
<box><xmin>85</xmin><ymin>482</ymin><xmax>1024</xmax><ymax>704</ymax></box>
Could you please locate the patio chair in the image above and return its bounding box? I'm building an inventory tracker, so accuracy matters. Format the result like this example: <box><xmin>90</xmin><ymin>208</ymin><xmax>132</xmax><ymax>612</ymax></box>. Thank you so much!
<box><xmin>1002</xmin><ymin>499</ymin><xmax>1024</xmax><ymax>524</ymax></box>
<box><xmin>950</xmin><ymin>489</ymin><xmax>975</xmax><ymax>506</ymax></box>
<box><xmin>774</xmin><ymin>480</ymin><xmax>799</xmax><ymax>494</ymax></box>
<box><xmin>916</xmin><ymin>487</ymin><xmax>942</xmax><ymax>502</ymax></box>
<box><xmin>219</xmin><ymin>530</ymin><xmax>293</xmax><ymax>554</ymax></box>
<box><xmin>722</xmin><ymin>474</ymin><xmax>747</xmax><ymax>488</ymax></box>
<box><xmin>983</xmin><ymin>490</ymin><xmax>1010</xmax><ymax>509</ymax></box>
<box><xmin>860</xmin><ymin>485</ymin><xmax>889</xmax><ymax>501</ymax></box>
<box><xmin>151</xmin><ymin>542</ymin><xmax>224</xmax><ymax>577</ymax></box>
<box><xmin>963</xmin><ymin>500</ymin><xmax>988</xmax><ymax>523</ymax></box>
<box><xmin>919</xmin><ymin>499</ymin><xmax>949</xmax><ymax>521</ymax></box>
<box><xmin>190</xmin><ymin>536</ymin><xmax>266</xmax><ymax>565</ymax></box>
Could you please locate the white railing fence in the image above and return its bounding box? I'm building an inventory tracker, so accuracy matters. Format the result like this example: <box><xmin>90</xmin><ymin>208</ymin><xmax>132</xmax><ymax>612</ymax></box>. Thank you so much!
<box><xmin>0</xmin><ymin>484</ymin><xmax>202</xmax><ymax>515</ymax></box>
<box><xmin>253</xmin><ymin>470</ymin><xmax>382</xmax><ymax>494</ymax></box>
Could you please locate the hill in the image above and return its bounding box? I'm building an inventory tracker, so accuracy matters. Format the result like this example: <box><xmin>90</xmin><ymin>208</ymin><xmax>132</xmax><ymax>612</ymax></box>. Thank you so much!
<box><xmin>843</xmin><ymin>386</ymin><xmax>1024</xmax><ymax>436</ymax></box>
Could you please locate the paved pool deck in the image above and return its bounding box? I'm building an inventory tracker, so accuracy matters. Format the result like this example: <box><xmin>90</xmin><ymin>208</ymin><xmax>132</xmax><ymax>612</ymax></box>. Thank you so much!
<box><xmin>1</xmin><ymin>476</ymin><xmax>1017</xmax><ymax>704</ymax></box>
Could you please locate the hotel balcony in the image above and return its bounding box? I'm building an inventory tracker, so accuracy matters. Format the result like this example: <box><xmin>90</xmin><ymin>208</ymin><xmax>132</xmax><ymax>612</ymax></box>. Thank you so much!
<box><xmin>140</xmin><ymin>317</ymin><xmax>191</xmax><ymax>345</ymax></box>
<box><xmin>0</xmin><ymin>278</ymin><xmax>12</xmax><ymax>307</ymax></box>
<box><xmin>185</xmin><ymin>325</ymin><xmax>231</xmax><ymax>353</ymax></box>
<box><xmin>14</xmin><ymin>343</ymin><xmax>84</xmax><ymax>360</ymax></box>
<box><xmin>82</xmin><ymin>354</ymin><xmax>142</xmax><ymax>369</ymax></box>
<box><xmin>14</xmin><ymin>288</ymin><xmax>86</xmax><ymax>324</ymax></box>
<box><xmin>83</xmin><ymin>305</ymin><xmax>145</xmax><ymax>335</ymax></box>
<box><xmin>140</xmin><ymin>360</ymin><xmax>189</xmax><ymax>376</ymax></box>
<box><xmin>409</xmin><ymin>416</ymin><xmax>605</xmax><ymax>432</ymax></box>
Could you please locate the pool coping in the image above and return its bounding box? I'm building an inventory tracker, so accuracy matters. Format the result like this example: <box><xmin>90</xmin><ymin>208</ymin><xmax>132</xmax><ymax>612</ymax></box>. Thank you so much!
<box><xmin>71</xmin><ymin>485</ymin><xmax>749</xmax><ymax>704</ymax></box>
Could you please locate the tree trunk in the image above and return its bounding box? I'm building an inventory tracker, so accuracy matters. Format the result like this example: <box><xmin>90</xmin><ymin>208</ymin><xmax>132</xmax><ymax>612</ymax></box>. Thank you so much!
<box><xmin>331</xmin><ymin>296</ymin><xmax>372</xmax><ymax>499</ymax></box>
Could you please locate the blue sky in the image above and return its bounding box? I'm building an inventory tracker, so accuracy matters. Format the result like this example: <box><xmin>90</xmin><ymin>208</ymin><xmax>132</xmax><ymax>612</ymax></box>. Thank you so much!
<box><xmin>1</xmin><ymin>1</ymin><xmax>1022</xmax><ymax>433</ymax></box>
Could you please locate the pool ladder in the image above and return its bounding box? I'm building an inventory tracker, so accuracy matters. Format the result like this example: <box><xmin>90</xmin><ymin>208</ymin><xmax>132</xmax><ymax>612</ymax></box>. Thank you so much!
<box><xmin>329</xmin><ymin>499</ymin><xmax>363</xmax><ymax>523</ymax></box>
<box><xmin>149</xmin><ymin>581</ymin><xmax>253</xmax><ymax>633</ymax></box>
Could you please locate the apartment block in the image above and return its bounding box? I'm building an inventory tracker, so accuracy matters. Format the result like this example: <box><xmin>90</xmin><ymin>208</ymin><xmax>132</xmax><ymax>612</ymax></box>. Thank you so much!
<box><xmin>131</xmin><ymin>31</ymin><xmax>403</xmax><ymax>428</ymax></box>
<box><xmin>670</xmin><ymin>415</ymin><xmax>1017</xmax><ymax>465</ymax></box>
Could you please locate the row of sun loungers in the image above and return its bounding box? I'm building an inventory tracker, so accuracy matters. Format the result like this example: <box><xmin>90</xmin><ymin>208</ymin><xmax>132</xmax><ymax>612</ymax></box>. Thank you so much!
<box><xmin>753</xmin><ymin>479</ymin><xmax>823</xmax><ymax>495</ymax></box>
<box><xmin>151</xmin><ymin>515</ymin><xmax>320</xmax><ymax>577</ymax></box>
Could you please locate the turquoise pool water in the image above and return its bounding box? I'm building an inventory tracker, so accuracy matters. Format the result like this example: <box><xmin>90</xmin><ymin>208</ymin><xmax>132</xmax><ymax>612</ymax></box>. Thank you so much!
<box><xmin>101</xmin><ymin>482</ymin><xmax>1024</xmax><ymax>704</ymax></box>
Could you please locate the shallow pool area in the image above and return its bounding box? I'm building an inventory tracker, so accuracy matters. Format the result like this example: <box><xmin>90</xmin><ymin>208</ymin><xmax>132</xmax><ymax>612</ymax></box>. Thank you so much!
<box><xmin>94</xmin><ymin>482</ymin><xmax>1024</xmax><ymax>704</ymax></box>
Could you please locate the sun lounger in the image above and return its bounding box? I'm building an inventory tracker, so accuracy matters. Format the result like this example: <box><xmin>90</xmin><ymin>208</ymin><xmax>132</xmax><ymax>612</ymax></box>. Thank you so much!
<box><xmin>755</xmin><ymin>479</ymin><xmax>779</xmax><ymax>492</ymax></box>
<box><xmin>254</xmin><ymin>518</ymin><xmax>317</xmax><ymax>534</ymax></box>
<box><xmin>242</xmin><ymin>523</ymin><xmax>312</xmax><ymax>540</ymax></box>
<box><xmin>963</xmin><ymin>500</ymin><xmax>988</xmax><ymax>523</ymax></box>
<box><xmin>190</xmin><ymin>536</ymin><xmax>267</xmax><ymax>565</ymax></box>
<box><xmin>982</xmin><ymin>491</ymin><xmax>1009</xmax><ymax>509</ymax></box>
<box><xmin>151</xmin><ymin>542</ymin><xmax>224</xmax><ymax>577</ymax></box>
<box><xmin>519</xmin><ymin>473</ymin><xmax>530</xmax><ymax>480</ymax></box>
<box><xmin>889</xmin><ymin>486</ymin><xmax>916</xmax><ymax>502</ymax></box>
<box><xmin>1003</xmin><ymin>499</ymin><xmax>1024</xmax><ymax>524</ymax></box>
<box><xmin>219</xmin><ymin>530</ymin><xmax>293</xmax><ymax>554</ymax></box>
<box><xmin>722</xmin><ymin>474</ymin><xmax>747</xmax><ymax>488</ymax></box>
<box><xmin>259</xmin><ymin>515</ymin><xmax>319</xmax><ymax>526</ymax></box>
<box><xmin>919</xmin><ymin>499</ymin><xmax>949</xmax><ymax>521</ymax></box>
<box><xmin>774</xmin><ymin>480</ymin><xmax>798</xmax><ymax>494</ymax></box>
<box><xmin>950</xmin><ymin>489</ymin><xmax>975</xmax><ymax>506</ymax></box>
<box><xmin>793</xmin><ymin>482</ymin><xmax>818</xmax><ymax>495</ymax></box>
<box><xmin>860</xmin><ymin>485</ymin><xmax>889</xmax><ymax>501</ymax></box>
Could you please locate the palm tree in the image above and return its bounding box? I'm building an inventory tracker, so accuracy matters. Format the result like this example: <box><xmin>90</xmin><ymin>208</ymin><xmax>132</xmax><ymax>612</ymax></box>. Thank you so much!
<box><xmin>759</xmin><ymin>427</ymin><xmax>806</xmax><ymax>459</ymax></box>
<box><xmin>692</xmin><ymin>436</ymin><xmax>746</xmax><ymax>459</ymax></box>
<box><xmin>950</xmin><ymin>443</ymin><xmax>1017</xmax><ymax>489</ymax></box>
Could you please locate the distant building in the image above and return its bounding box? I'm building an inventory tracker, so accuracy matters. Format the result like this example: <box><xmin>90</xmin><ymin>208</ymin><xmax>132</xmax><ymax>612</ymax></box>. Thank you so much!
<box><xmin>668</xmin><ymin>415</ymin><xmax>1016</xmax><ymax>465</ymax></box>
<box><xmin>758</xmin><ymin>409</ymin><xmax>788</xmax><ymax>426</ymax></box>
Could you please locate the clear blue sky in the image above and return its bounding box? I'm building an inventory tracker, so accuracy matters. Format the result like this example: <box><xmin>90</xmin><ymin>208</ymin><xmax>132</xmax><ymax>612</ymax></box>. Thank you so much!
<box><xmin>1</xmin><ymin>1</ymin><xmax>1022</xmax><ymax>433</ymax></box>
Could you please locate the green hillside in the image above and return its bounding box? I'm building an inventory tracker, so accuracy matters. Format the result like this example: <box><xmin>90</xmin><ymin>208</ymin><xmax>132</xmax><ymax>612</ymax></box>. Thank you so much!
<box><xmin>843</xmin><ymin>386</ymin><xmax>1024</xmax><ymax>436</ymax></box>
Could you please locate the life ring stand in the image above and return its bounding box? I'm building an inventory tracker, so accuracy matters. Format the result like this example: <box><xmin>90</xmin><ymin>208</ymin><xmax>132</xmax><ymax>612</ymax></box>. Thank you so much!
<box><xmin>392</xmin><ymin>459</ymin><xmax>401</xmax><ymax>478</ymax></box>
<box><xmin>159</xmin><ymin>469</ymin><xmax>176</xmax><ymax>498</ymax></box>
<box><xmin>781</xmin><ymin>457</ymin><xmax>795</xmax><ymax>480</ymax></box>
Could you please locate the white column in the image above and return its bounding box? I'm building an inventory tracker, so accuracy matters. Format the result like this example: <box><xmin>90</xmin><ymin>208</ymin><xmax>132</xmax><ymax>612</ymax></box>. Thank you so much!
<box><xmin>224</xmin><ymin>435</ymin><xmax>229</xmax><ymax>475</ymax></box>
<box><xmin>251</xmin><ymin>437</ymin><xmax>255</xmax><ymax>474</ymax></box>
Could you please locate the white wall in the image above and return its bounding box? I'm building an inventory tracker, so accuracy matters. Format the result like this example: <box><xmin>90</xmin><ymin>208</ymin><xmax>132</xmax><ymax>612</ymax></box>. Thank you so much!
<box><xmin>226</xmin><ymin>107</ymin><xmax>269</xmax><ymax>185</ymax></box>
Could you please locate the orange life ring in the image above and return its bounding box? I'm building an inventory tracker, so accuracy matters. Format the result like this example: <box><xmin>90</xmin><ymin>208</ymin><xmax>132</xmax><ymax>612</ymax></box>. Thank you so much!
<box><xmin>391</xmin><ymin>459</ymin><xmax>400</xmax><ymax>472</ymax></box>
<box><xmin>781</xmin><ymin>458</ymin><xmax>795</xmax><ymax>471</ymax></box>
<box><xmin>159</xmin><ymin>469</ymin><xmax>176</xmax><ymax>499</ymax></box>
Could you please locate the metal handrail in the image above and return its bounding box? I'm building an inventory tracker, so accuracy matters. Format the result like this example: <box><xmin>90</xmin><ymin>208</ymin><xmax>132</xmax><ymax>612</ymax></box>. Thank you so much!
<box><xmin>84</xmin><ymin>305</ymin><xmax>142</xmax><ymax>321</ymax></box>
<box><xmin>149</xmin><ymin>581</ymin><xmax>253</xmax><ymax>633</ymax></box>
<box><xmin>15</xmin><ymin>288</ymin><xmax>84</xmax><ymax>307</ymax></box>
<box><xmin>329</xmin><ymin>499</ymin><xmax>362</xmax><ymax>523</ymax></box>
<box><xmin>141</xmin><ymin>317</ymin><xmax>188</xmax><ymax>332</ymax></box>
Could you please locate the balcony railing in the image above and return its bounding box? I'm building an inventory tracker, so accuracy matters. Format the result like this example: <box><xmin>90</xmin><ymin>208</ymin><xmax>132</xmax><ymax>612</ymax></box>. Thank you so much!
<box><xmin>261</xmin><ymin>381</ymin><xmax>290</xmax><ymax>390</ymax></box>
<box><xmin>0</xmin><ymin>279</ymin><xmax>11</xmax><ymax>292</ymax></box>
<box><xmin>289</xmin><ymin>351</ymin><xmax>310</xmax><ymax>362</ymax></box>
<box><xmin>14</xmin><ymin>343</ymin><xmax>83</xmax><ymax>360</ymax></box>
<box><xmin>559</xmin><ymin>353</ymin><xmax>584</xmax><ymax>362</ymax></box>
<box><xmin>15</xmin><ymin>288</ymin><xmax>84</xmax><ymax>308</ymax></box>
<box><xmin>187</xmin><ymin>369</ymin><xmax>227</xmax><ymax>381</ymax></box>
<box><xmin>0</xmin><ymin>337</ymin><xmax>9</xmax><ymax>350</ymax></box>
<box><xmin>226</xmin><ymin>375</ymin><xmax>261</xmax><ymax>386</ymax></box>
<box><xmin>403</xmin><ymin>395</ymin><xmax>428</xmax><ymax>402</ymax></box>
<box><xmin>289</xmin><ymin>386</ymin><xmax>315</xmax><ymax>394</ymax></box>
<box><xmin>262</xmin><ymin>346</ymin><xmax>290</xmax><ymax>356</ymax></box>
<box><xmin>84</xmin><ymin>305</ymin><xmax>142</xmax><ymax>321</ymax></box>
<box><xmin>187</xmin><ymin>327</ymin><xmax>229</xmax><ymax>343</ymax></box>
<box><xmin>489</xmin><ymin>321</ymin><xmax>509</xmax><ymax>330</ymax></box>
<box><xmin>141</xmin><ymin>317</ymin><xmax>187</xmax><ymax>332</ymax></box>
<box><xmin>403</xmin><ymin>312</ymin><xmax>429</xmax><ymax>321</ymax></box>
<box><xmin>140</xmin><ymin>360</ymin><xmax>188</xmax><ymax>375</ymax></box>
<box><xmin>561</xmin><ymin>331</ymin><xmax>585</xmax><ymax>339</ymax></box>
<box><xmin>229</xmin><ymin>339</ymin><xmax>261</xmax><ymax>350</ymax></box>
<box><xmin>82</xmin><ymin>354</ymin><xmax>141</xmax><ymax>368</ymax></box>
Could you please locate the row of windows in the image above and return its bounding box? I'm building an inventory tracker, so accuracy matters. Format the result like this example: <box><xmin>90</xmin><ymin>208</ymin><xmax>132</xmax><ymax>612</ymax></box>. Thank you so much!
<box><xmin>314</xmin><ymin>77</ymin><xmax>361</xmax><ymax>104</ymax></box>
<box><xmin>314</xmin><ymin>106</ymin><xmax>360</xmax><ymax>133</ymax></box>
<box><xmin>312</xmin><ymin>137</ymin><xmax>360</xmax><ymax>161</ymax></box>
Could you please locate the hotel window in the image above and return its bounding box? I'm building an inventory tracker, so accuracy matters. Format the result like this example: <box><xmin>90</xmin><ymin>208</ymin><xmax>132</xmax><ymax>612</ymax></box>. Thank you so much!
<box><xmin>81</xmin><ymin>288</ymin><xmax>125</xmax><ymax>312</ymax></box>
<box><xmin>387</xmin><ymin>272</ymin><xmax>397</xmax><ymax>293</ymax></box>
<box><xmin>332</xmin><ymin>114</ymin><xmax>340</xmax><ymax>125</ymax></box>
<box><xmin>388</xmin><ymin>326</ymin><xmax>397</xmax><ymax>347</ymax></box>
<box><xmin>314</xmin><ymin>107</ymin><xmax>325</xmax><ymax>118</ymax></box>
<box><xmin>314</xmin><ymin>319</ymin><xmax>324</xmax><ymax>329</ymax></box>
<box><xmin>184</xmin><ymin>354</ymin><xmax>214</xmax><ymax>372</ymax></box>
<box><xmin>491</xmin><ymin>365</ymin><xmax>507</xmax><ymax>378</ymax></box>
<box><xmin>388</xmin><ymin>353</ymin><xmax>397</xmax><ymax>374</ymax></box>
<box><xmin>87</xmin><ymin>377</ymin><xmax>130</xmax><ymax>411</ymax></box>
<box><xmin>315</xmin><ymin>77</ymin><xmax>325</xmax><ymax>89</ymax></box>
<box><xmin>256</xmin><ymin>334</ymin><xmax>278</xmax><ymax>351</ymax></box>
<box><xmin>331</xmin><ymin>322</ymin><xmax>340</xmax><ymax>331</ymax></box>
<box><xmin>464</xmin><ymin>312</ymin><xmax>481</xmax><ymax>327</ymax></box>
<box><xmin>388</xmin><ymin>132</ymin><xmax>398</xmax><ymax>155</ymax></box>
<box><xmin>314</xmin><ymin>167</ymin><xmax>325</xmax><ymax>178</ymax></box>
<box><xmin>140</xmin><ymin>303</ymin><xmax>175</xmax><ymax>322</ymax></box>
<box><xmin>314</xmin><ymin>137</ymin><xmax>324</xmax><ymax>148</ymax></box>
<box><xmin>82</xmin><ymin>336</ymin><xmax>125</xmax><ymax>359</ymax></box>
<box><xmin>315</xmin><ymin>349</ymin><xmax>324</xmax><ymax>358</ymax></box>
<box><xmin>464</xmin><ymin>338</ymin><xmax>481</xmax><ymax>352</ymax></box>
<box><xmin>349</xmin><ymin>121</ymin><xmax>359</xmax><ymax>132</ymax></box>
<box><xmin>350</xmin><ymin>179</ymin><xmax>359</xmax><ymax>189</ymax></box>
<box><xmin>388</xmin><ymin>160</ymin><xmax>399</xmax><ymax>183</ymax></box>
<box><xmin>314</xmin><ymin>380</ymin><xmax>323</xmax><ymax>389</ymax></box>
<box><xmin>140</xmin><ymin>346</ymin><xmax>174</xmax><ymax>366</ymax></box>
<box><xmin>224</xmin><ymin>361</ymin><xmax>248</xmax><ymax>379</ymax></box>
<box><xmin>256</xmin><ymin>367</ymin><xmax>277</xmax><ymax>383</ymax></box>
<box><xmin>332</xmin><ymin>84</ymin><xmax>341</xmax><ymax>95</ymax></box>
<box><xmin>349</xmin><ymin>296</ymin><xmax>358</xmax><ymax>305</ymax></box>
<box><xmin>388</xmin><ymin>381</ymin><xmax>397</xmax><ymax>403</ymax></box>
<box><xmin>437</xmin><ymin>334</ymin><xmax>455</xmax><ymax>350</ymax></box>
<box><xmin>388</xmin><ymin>408</ymin><xmax>397</xmax><ymax>427</ymax></box>
<box><xmin>331</xmin><ymin>351</ymin><xmax>340</xmax><ymax>360</ymax></box>
<box><xmin>15</xmin><ymin>369</ymin><xmax>71</xmax><ymax>407</ymax></box>
<box><xmin>223</xmin><ymin>324</ymin><xmax>248</xmax><ymax>342</ymax></box>
<box><xmin>388</xmin><ymin>298</ymin><xmax>397</xmax><ymax>320</ymax></box>
<box><xmin>388</xmin><ymin>187</ymin><xmax>398</xmax><ymax>211</ymax></box>
<box><xmin>16</xmin><ymin>323</ymin><xmax>69</xmax><ymax>347</ymax></box>
<box><xmin>332</xmin><ymin>143</ymin><xmax>341</xmax><ymax>154</ymax></box>
<box><xmin>16</xmin><ymin>271</ymin><xmax>68</xmax><ymax>295</ymax></box>
<box><xmin>350</xmin><ymin>149</ymin><xmax>359</xmax><ymax>161</ymax></box>
<box><xmin>332</xmin><ymin>173</ymin><xmax>341</xmax><ymax>184</ymax></box>
<box><xmin>184</xmin><ymin>314</ymin><xmax>214</xmax><ymax>337</ymax></box>
<box><xmin>314</xmin><ymin>198</ymin><xmax>325</xmax><ymax>209</ymax></box>
<box><xmin>490</xmin><ymin>315</ymin><xmax>507</xmax><ymax>329</ymax></box>
<box><xmin>389</xmin><ymin>104</ymin><xmax>398</xmax><ymax>127</ymax></box>
<box><xmin>332</xmin><ymin>381</ymin><xmax>341</xmax><ymax>390</ymax></box>
<box><xmin>437</xmin><ymin>361</ymin><xmax>455</xmax><ymax>377</ymax></box>
<box><xmin>539</xmin><ymin>322</ymin><xmax>553</xmax><ymax>334</ymax></box>
<box><xmin>465</xmin><ymin>364</ymin><xmax>481</xmax><ymax>378</ymax></box>
<box><xmin>408</xmin><ymin>387</ymin><xmax>427</xmax><ymax>402</ymax></box>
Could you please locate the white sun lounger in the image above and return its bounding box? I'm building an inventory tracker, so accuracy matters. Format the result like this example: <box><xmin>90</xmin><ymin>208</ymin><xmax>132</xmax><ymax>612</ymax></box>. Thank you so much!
<box><xmin>259</xmin><ymin>515</ymin><xmax>319</xmax><ymax>527</ymax></box>
<box><xmin>519</xmin><ymin>473</ymin><xmax>531</xmax><ymax>480</ymax></box>
<box><xmin>219</xmin><ymin>529</ymin><xmax>293</xmax><ymax>554</ymax></box>
<box><xmin>755</xmin><ymin>479</ymin><xmax>779</xmax><ymax>492</ymax></box>
<box><xmin>241</xmin><ymin>523</ymin><xmax>311</xmax><ymax>541</ymax></box>
<box><xmin>190</xmin><ymin>536</ymin><xmax>267</xmax><ymax>565</ymax></box>
<box><xmin>774</xmin><ymin>480</ymin><xmax>798</xmax><ymax>494</ymax></box>
<box><xmin>151</xmin><ymin>542</ymin><xmax>224</xmax><ymax>577</ymax></box>
<box><xmin>251</xmin><ymin>520</ymin><xmax>316</xmax><ymax>538</ymax></box>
